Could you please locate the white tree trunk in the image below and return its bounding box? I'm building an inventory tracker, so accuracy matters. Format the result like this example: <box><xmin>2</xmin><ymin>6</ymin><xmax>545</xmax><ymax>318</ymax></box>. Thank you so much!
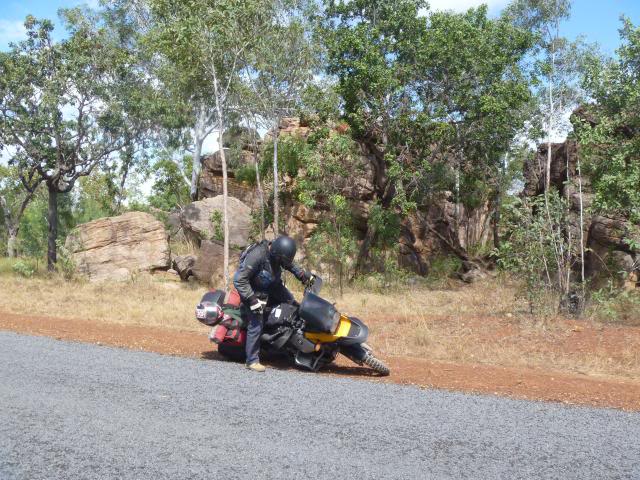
<box><xmin>218</xmin><ymin>127</ymin><xmax>230</xmax><ymax>288</ymax></box>
<box><xmin>190</xmin><ymin>108</ymin><xmax>209</xmax><ymax>200</ymax></box>
<box><xmin>577</xmin><ymin>156</ymin><xmax>586</xmax><ymax>284</ymax></box>
<box><xmin>254</xmin><ymin>148</ymin><xmax>266</xmax><ymax>240</ymax></box>
<box><xmin>191</xmin><ymin>135</ymin><xmax>204</xmax><ymax>201</ymax></box>
<box><xmin>212</xmin><ymin>74</ymin><xmax>230</xmax><ymax>288</ymax></box>
<box><xmin>273</xmin><ymin>121</ymin><xmax>280</xmax><ymax>236</ymax></box>
<box><xmin>7</xmin><ymin>229</ymin><xmax>18</xmax><ymax>258</ymax></box>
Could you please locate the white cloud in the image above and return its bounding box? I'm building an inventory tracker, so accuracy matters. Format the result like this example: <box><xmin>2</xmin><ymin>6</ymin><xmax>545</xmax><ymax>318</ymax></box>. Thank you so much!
<box><xmin>0</xmin><ymin>19</ymin><xmax>26</xmax><ymax>47</ymax></box>
<box><xmin>426</xmin><ymin>0</ymin><xmax>509</xmax><ymax>13</ymax></box>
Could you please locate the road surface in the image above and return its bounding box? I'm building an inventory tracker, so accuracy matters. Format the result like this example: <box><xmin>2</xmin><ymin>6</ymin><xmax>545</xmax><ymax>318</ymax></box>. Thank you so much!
<box><xmin>1</xmin><ymin>331</ymin><xmax>638</xmax><ymax>479</ymax></box>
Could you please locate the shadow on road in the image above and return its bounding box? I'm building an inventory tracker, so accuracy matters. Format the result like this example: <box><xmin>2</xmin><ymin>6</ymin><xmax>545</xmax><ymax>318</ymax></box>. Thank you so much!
<box><xmin>200</xmin><ymin>348</ymin><xmax>385</xmax><ymax>378</ymax></box>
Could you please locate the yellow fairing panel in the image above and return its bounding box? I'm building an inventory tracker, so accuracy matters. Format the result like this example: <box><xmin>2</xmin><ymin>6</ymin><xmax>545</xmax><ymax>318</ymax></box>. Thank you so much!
<box><xmin>304</xmin><ymin>315</ymin><xmax>351</xmax><ymax>344</ymax></box>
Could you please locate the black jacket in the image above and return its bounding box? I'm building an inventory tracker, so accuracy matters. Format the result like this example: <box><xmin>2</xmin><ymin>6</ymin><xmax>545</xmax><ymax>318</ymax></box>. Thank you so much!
<box><xmin>233</xmin><ymin>241</ymin><xmax>305</xmax><ymax>303</ymax></box>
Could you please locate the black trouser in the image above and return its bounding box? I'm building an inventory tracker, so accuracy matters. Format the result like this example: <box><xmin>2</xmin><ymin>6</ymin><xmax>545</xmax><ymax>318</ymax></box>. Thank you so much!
<box><xmin>245</xmin><ymin>282</ymin><xmax>294</xmax><ymax>364</ymax></box>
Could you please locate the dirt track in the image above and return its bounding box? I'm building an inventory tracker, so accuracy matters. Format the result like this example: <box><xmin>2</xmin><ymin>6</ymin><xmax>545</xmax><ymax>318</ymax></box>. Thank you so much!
<box><xmin>1</xmin><ymin>310</ymin><xmax>639</xmax><ymax>411</ymax></box>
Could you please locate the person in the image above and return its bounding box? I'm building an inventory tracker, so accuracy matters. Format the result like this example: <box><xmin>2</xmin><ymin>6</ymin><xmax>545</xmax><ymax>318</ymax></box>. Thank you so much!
<box><xmin>233</xmin><ymin>235</ymin><xmax>310</xmax><ymax>372</ymax></box>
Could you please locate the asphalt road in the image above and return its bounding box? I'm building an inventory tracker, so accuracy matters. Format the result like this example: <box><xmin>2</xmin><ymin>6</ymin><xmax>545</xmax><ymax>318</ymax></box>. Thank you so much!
<box><xmin>1</xmin><ymin>331</ymin><xmax>639</xmax><ymax>480</ymax></box>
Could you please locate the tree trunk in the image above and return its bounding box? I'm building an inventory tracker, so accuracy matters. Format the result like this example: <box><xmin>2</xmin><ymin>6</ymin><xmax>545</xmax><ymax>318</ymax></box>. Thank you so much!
<box><xmin>218</xmin><ymin>128</ymin><xmax>230</xmax><ymax>288</ymax></box>
<box><xmin>190</xmin><ymin>135</ymin><xmax>204</xmax><ymax>201</ymax></box>
<box><xmin>273</xmin><ymin>121</ymin><xmax>279</xmax><ymax>236</ymax></box>
<box><xmin>47</xmin><ymin>185</ymin><xmax>58</xmax><ymax>271</ymax></box>
<box><xmin>211</xmin><ymin>70</ymin><xmax>229</xmax><ymax>288</ymax></box>
<box><xmin>253</xmin><ymin>142</ymin><xmax>266</xmax><ymax>240</ymax></box>
<box><xmin>355</xmin><ymin>225</ymin><xmax>376</xmax><ymax>275</ymax></box>
<box><xmin>116</xmin><ymin>141</ymin><xmax>134</xmax><ymax>214</ymax></box>
<box><xmin>7</xmin><ymin>229</ymin><xmax>18</xmax><ymax>258</ymax></box>
<box><xmin>546</xmin><ymin>38</ymin><xmax>555</xmax><ymax>193</ymax></box>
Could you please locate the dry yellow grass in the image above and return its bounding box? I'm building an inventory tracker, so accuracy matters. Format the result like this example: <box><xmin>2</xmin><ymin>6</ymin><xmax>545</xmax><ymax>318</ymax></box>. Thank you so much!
<box><xmin>0</xmin><ymin>273</ymin><xmax>205</xmax><ymax>331</ymax></box>
<box><xmin>1</xmin><ymin>265</ymin><xmax>639</xmax><ymax>380</ymax></box>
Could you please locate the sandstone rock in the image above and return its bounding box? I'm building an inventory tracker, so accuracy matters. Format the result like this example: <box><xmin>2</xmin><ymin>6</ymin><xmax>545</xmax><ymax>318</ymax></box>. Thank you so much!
<box><xmin>192</xmin><ymin>240</ymin><xmax>241</xmax><ymax>287</ymax></box>
<box><xmin>66</xmin><ymin>212</ymin><xmax>170</xmax><ymax>282</ymax></box>
<box><xmin>278</xmin><ymin>117</ymin><xmax>310</xmax><ymax>138</ymax></box>
<box><xmin>180</xmin><ymin>196</ymin><xmax>251</xmax><ymax>248</ymax></box>
<box><xmin>197</xmin><ymin>149</ymin><xmax>256</xmax><ymax>206</ymax></box>
<box><xmin>172</xmin><ymin>254</ymin><xmax>197</xmax><ymax>281</ymax></box>
<box><xmin>589</xmin><ymin>216</ymin><xmax>634</xmax><ymax>250</ymax></box>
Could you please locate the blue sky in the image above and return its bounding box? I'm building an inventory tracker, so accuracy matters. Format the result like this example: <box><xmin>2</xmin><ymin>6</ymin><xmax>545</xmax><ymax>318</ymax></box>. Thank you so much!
<box><xmin>1</xmin><ymin>0</ymin><xmax>639</xmax><ymax>54</ymax></box>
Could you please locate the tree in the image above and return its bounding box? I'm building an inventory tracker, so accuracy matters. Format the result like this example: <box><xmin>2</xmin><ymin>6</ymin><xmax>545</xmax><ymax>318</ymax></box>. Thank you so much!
<box><xmin>240</xmin><ymin>0</ymin><xmax>319</xmax><ymax>234</ymax></box>
<box><xmin>0</xmin><ymin>16</ymin><xmax>133</xmax><ymax>270</ymax></box>
<box><xmin>503</xmin><ymin>0</ymin><xmax>586</xmax><ymax>190</ymax></box>
<box><xmin>150</xmin><ymin>0</ymin><xmax>272</xmax><ymax>287</ymax></box>
<box><xmin>323</xmin><ymin>1</ymin><xmax>533</xmax><ymax>271</ymax></box>
<box><xmin>505</xmin><ymin>0</ymin><xmax>591</xmax><ymax>305</ymax></box>
<box><xmin>0</xmin><ymin>164</ymin><xmax>42</xmax><ymax>257</ymax></box>
<box><xmin>148</xmin><ymin>154</ymin><xmax>192</xmax><ymax>211</ymax></box>
<box><xmin>577</xmin><ymin>18</ymin><xmax>640</xmax><ymax>224</ymax></box>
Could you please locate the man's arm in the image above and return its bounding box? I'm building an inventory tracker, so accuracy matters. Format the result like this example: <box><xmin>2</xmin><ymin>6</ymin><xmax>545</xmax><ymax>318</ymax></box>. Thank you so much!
<box><xmin>286</xmin><ymin>262</ymin><xmax>309</xmax><ymax>284</ymax></box>
<box><xmin>233</xmin><ymin>248</ymin><xmax>262</xmax><ymax>303</ymax></box>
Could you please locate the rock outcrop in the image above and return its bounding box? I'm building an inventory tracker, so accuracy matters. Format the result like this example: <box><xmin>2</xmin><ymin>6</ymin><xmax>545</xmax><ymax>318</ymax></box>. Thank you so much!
<box><xmin>180</xmin><ymin>196</ymin><xmax>251</xmax><ymax>248</ymax></box>
<box><xmin>195</xmin><ymin>117</ymin><xmax>496</xmax><ymax>278</ymax></box>
<box><xmin>192</xmin><ymin>240</ymin><xmax>241</xmax><ymax>286</ymax></box>
<box><xmin>66</xmin><ymin>212</ymin><xmax>170</xmax><ymax>282</ymax></box>
<box><xmin>197</xmin><ymin>149</ymin><xmax>257</xmax><ymax>207</ymax></box>
<box><xmin>522</xmin><ymin>140</ymin><xmax>639</xmax><ymax>288</ymax></box>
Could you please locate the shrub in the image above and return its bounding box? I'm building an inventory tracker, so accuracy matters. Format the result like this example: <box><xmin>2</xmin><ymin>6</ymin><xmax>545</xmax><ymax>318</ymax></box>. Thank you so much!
<box><xmin>12</xmin><ymin>259</ymin><xmax>36</xmax><ymax>278</ymax></box>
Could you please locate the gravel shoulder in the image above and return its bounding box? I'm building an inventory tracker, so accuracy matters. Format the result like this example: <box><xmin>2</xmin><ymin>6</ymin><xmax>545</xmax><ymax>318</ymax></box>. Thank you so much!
<box><xmin>1</xmin><ymin>311</ymin><xmax>639</xmax><ymax>411</ymax></box>
<box><xmin>1</xmin><ymin>331</ymin><xmax>640</xmax><ymax>480</ymax></box>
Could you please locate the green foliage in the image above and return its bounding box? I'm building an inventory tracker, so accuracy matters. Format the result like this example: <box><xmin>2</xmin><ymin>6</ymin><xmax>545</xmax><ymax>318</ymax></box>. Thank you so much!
<box><xmin>497</xmin><ymin>194</ymin><xmax>576</xmax><ymax>313</ymax></box>
<box><xmin>55</xmin><ymin>239</ymin><xmax>77</xmax><ymax>280</ymax></box>
<box><xmin>368</xmin><ymin>203</ymin><xmax>401</xmax><ymax>251</ymax></box>
<box><xmin>148</xmin><ymin>155</ymin><xmax>192</xmax><ymax>211</ymax></box>
<box><xmin>577</xmin><ymin>19</ymin><xmax>640</xmax><ymax>223</ymax></box>
<box><xmin>323</xmin><ymin>1</ymin><xmax>535</xmax><ymax>269</ymax></box>
<box><xmin>75</xmin><ymin>174</ymin><xmax>119</xmax><ymax>225</ymax></box>
<box><xmin>588</xmin><ymin>283</ymin><xmax>640</xmax><ymax>326</ymax></box>
<box><xmin>18</xmin><ymin>196</ymin><xmax>49</xmax><ymax>259</ymax></box>
<box><xmin>12</xmin><ymin>259</ymin><xmax>36</xmax><ymax>278</ymax></box>
<box><xmin>262</xmin><ymin>136</ymin><xmax>308</xmax><ymax>179</ymax></box>
<box><xmin>210</xmin><ymin>210</ymin><xmax>224</xmax><ymax>242</ymax></box>
<box><xmin>425</xmin><ymin>255</ymin><xmax>464</xmax><ymax>286</ymax></box>
<box><xmin>235</xmin><ymin>165</ymin><xmax>258</xmax><ymax>186</ymax></box>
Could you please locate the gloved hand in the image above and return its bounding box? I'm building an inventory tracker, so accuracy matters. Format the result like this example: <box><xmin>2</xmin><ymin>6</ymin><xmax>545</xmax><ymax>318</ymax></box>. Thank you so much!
<box><xmin>249</xmin><ymin>296</ymin><xmax>267</xmax><ymax>314</ymax></box>
<box><xmin>300</xmin><ymin>270</ymin><xmax>313</xmax><ymax>287</ymax></box>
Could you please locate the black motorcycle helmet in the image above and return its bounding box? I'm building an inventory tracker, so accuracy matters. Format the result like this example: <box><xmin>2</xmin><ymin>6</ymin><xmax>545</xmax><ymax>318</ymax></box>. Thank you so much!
<box><xmin>270</xmin><ymin>235</ymin><xmax>297</xmax><ymax>267</ymax></box>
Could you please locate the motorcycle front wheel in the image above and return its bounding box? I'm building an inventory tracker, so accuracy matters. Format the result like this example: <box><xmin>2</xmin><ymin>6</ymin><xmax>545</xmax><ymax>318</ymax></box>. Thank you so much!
<box><xmin>341</xmin><ymin>344</ymin><xmax>390</xmax><ymax>376</ymax></box>
<box><xmin>362</xmin><ymin>352</ymin><xmax>390</xmax><ymax>376</ymax></box>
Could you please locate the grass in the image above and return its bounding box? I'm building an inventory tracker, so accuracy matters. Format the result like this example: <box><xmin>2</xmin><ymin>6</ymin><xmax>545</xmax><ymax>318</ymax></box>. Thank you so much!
<box><xmin>1</xmin><ymin>262</ymin><xmax>639</xmax><ymax>380</ymax></box>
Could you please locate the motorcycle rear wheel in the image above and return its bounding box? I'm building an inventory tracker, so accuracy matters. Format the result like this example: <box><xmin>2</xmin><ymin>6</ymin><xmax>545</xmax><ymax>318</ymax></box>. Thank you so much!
<box><xmin>362</xmin><ymin>352</ymin><xmax>390</xmax><ymax>376</ymax></box>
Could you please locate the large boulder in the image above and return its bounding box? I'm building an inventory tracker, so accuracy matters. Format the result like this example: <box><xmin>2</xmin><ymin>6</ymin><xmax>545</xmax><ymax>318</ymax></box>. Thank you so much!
<box><xmin>180</xmin><ymin>196</ymin><xmax>252</xmax><ymax>248</ymax></box>
<box><xmin>172</xmin><ymin>254</ymin><xmax>197</xmax><ymax>281</ymax></box>
<box><xmin>66</xmin><ymin>212</ymin><xmax>170</xmax><ymax>282</ymax></box>
<box><xmin>192</xmin><ymin>240</ymin><xmax>242</xmax><ymax>287</ymax></box>
<box><xmin>585</xmin><ymin>215</ymin><xmax>639</xmax><ymax>286</ymax></box>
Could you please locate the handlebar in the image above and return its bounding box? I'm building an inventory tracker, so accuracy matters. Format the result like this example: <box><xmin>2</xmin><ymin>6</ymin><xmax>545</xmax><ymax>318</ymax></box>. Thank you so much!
<box><xmin>304</xmin><ymin>273</ymin><xmax>323</xmax><ymax>296</ymax></box>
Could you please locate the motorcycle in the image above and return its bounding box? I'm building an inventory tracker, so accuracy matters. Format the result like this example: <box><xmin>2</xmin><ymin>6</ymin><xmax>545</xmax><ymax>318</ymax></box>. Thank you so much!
<box><xmin>195</xmin><ymin>275</ymin><xmax>390</xmax><ymax>376</ymax></box>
